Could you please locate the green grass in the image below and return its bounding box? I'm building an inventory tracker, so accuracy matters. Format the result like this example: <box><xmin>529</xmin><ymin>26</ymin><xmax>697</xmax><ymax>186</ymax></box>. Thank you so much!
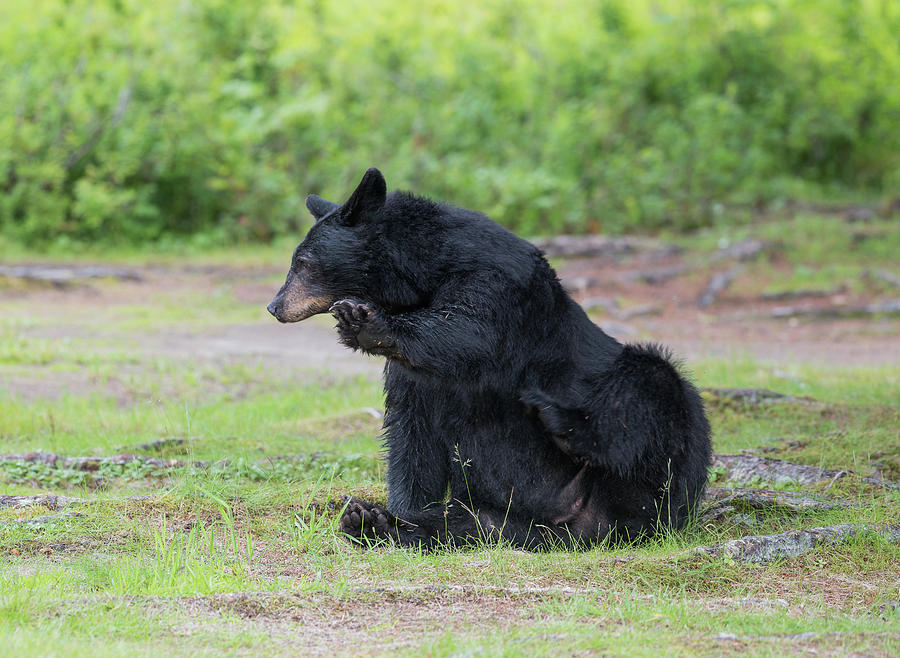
<box><xmin>1</xmin><ymin>215</ymin><xmax>899</xmax><ymax>655</ymax></box>
<box><xmin>2</xmin><ymin>354</ymin><xmax>896</xmax><ymax>655</ymax></box>
<box><xmin>0</xmin><ymin>383</ymin><xmax>383</xmax><ymax>457</ymax></box>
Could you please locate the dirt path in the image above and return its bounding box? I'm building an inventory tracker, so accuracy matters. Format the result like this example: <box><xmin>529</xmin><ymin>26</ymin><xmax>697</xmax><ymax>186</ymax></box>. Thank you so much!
<box><xmin>1</xmin><ymin>258</ymin><xmax>897</xmax><ymax>395</ymax></box>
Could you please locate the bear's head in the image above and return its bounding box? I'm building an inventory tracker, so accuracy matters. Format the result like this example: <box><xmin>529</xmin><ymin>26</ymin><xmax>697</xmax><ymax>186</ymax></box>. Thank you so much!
<box><xmin>267</xmin><ymin>168</ymin><xmax>389</xmax><ymax>323</ymax></box>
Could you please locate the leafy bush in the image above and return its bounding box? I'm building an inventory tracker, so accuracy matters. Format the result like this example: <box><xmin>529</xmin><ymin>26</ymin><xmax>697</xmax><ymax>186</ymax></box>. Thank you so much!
<box><xmin>1</xmin><ymin>0</ymin><xmax>899</xmax><ymax>246</ymax></box>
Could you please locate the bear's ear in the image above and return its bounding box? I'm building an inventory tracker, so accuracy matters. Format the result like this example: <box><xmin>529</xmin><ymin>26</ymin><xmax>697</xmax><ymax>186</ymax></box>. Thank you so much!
<box><xmin>305</xmin><ymin>195</ymin><xmax>340</xmax><ymax>222</ymax></box>
<box><xmin>340</xmin><ymin>168</ymin><xmax>386</xmax><ymax>226</ymax></box>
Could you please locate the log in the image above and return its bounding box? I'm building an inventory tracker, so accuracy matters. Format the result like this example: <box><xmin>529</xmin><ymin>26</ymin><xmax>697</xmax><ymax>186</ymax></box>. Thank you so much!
<box><xmin>708</xmin><ymin>238</ymin><xmax>769</xmax><ymax>263</ymax></box>
<box><xmin>867</xmin><ymin>269</ymin><xmax>900</xmax><ymax>289</ymax></box>
<box><xmin>0</xmin><ymin>494</ymin><xmax>90</xmax><ymax>510</ymax></box>
<box><xmin>621</xmin><ymin>264</ymin><xmax>692</xmax><ymax>285</ymax></box>
<box><xmin>711</xmin><ymin>453</ymin><xmax>900</xmax><ymax>490</ymax></box>
<box><xmin>0</xmin><ymin>264</ymin><xmax>142</xmax><ymax>286</ymax></box>
<box><xmin>697</xmin><ymin>265</ymin><xmax>744</xmax><ymax>309</ymax></box>
<box><xmin>702</xmin><ymin>387</ymin><xmax>814</xmax><ymax>405</ymax></box>
<box><xmin>692</xmin><ymin>524</ymin><xmax>900</xmax><ymax>563</ymax></box>
<box><xmin>0</xmin><ymin>451</ymin><xmax>201</xmax><ymax>470</ymax></box>
<box><xmin>531</xmin><ymin>235</ymin><xmax>679</xmax><ymax>260</ymax></box>
<box><xmin>770</xmin><ymin>298</ymin><xmax>900</xmax><ymax>319</ymax></box>
<box><xmin>760</xmin><ymin>286</ymin><xmax>845</xmax><ymax>302</ymax></box>
<box><xmin>702</xmin><ymin>487</ymin><xmax>853</xmax><ymax>512</ymax></box>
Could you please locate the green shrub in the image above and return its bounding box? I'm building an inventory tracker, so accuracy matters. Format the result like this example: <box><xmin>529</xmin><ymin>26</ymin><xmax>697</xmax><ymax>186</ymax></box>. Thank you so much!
<box><xmin>1</xmin><ymin>0</ymin><xmax>899</xmax><ymax>246</ymax></box>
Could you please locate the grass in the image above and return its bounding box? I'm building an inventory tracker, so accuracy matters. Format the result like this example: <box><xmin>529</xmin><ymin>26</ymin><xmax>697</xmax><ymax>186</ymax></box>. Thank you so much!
<box><xmin>1</xmin><ymin>215</ymin><xmax>899</xmax><ymax>655</ymax></box>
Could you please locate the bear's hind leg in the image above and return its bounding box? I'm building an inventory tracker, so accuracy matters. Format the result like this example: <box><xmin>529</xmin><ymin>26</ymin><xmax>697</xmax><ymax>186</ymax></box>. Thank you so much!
<box><xmin>338</xmin><ymin>498</ymin><xmax>597</xmax><ymax>550</ymax></box>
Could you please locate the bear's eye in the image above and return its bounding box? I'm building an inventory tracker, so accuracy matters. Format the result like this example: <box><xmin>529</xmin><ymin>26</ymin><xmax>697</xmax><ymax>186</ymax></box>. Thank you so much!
<box><xmin>292</xmin><ymin>254</ymin><xmax>310</xmax><ymax>272</ymax></box>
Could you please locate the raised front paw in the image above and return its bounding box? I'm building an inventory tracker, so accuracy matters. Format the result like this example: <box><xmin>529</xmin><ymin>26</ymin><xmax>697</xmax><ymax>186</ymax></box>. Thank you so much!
<box><xmin>338</xmin><ymin>498</ymin><xmax>400</xmax><ymax>544</ymax></box>
<box><xmin>330</xmin><ymin>299</ymin><xmax>397</xmax><ymax>355</ymax></box>
<box><xmin>330</xmin><ymin>299</ymin><xmax>369</xmax><ymax>349</ymax></box>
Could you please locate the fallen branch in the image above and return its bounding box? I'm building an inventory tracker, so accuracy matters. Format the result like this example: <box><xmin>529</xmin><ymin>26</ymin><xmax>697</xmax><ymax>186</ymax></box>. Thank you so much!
<box><xmin>617</xmin><ymin>304</ymin><xmax>663</xmax><ymax>320</ymax></box>
<box><xmin>581</xmin><ymin>296</ymin><xmax>619</xmax><ymax>315</ymax></box>
<box><xmin>0</xmin><ymin>494</ymin><xmax>91</xmax><ymax>510</ymax></box>
<box><xmin>531</xmin><ymin>235</ymin><xmax>679</xmax><ymax>260</ymax></box>
<box><xmin>0</xmin><ymin>450</ymin><xmax>371</xmax><ymax>477</ymax></box>
<box><xmin>697</xmin><ymin>265</ymin><xmax>744</xmax><ymax>309</ymax></box>
<box><xmin>770</xmin><ymin>298</ymin><xmax>900</xmax><ymax>319</ymax></box>
<box><xmin>699</xmin><ymin>487</ymin><xmax>853</xmax><ymax>527</ymax></box>
<box><xmin>0</xmin><ymin>511</ymin><xmax>84</xmax><ymax>528</ymax></box>
<box><xmin>702</xmin><ymin>387</ymin><xmax>815</xmax><ymax>405</ymax></box>
<box><xmin>117</xmin><ymin>437</ymin><xmax>191</xmax><ymax>453</ymax></box>
<box><xmin>621</xmin><ymin>264</ymin><xmax>692</xmax><ymax>285</ymax></box>
<box><xmin>0</xmin><ymin>265</ymin><xmax>142</xmax><ymax>286</ymax></box>
<box><xmin>0</xmin><ymin>494</ymin><xmax>150</xmax><ymax>528</ymax></box>
<box><xmin>581</xmin><ymin>297</ymin><xmax>663</xmax><ymax>320</ymax></box>
<box><xmin>0</xmin><ymin>451</ymin><xmax>202</xmax><ymax>470</ymax></box>
<box><xmin>692</xmin><ymin>524</ymin><xmax>900</xmax><ymax>563</ymax></box>
<box><xmin>702</xmin><ymin>487</ymin><xmax>852</xmax><ymax>513</ymax></box>
<box><xmin>618</xmin><ymin>239</ymin><xmax>770</xmax><ymax>290</ymax></box>
<box><xmin>867</xmin><ymin>269</ymin><xmax>900</xmax><ymax>289</ymax></box>
<box><xmin>711</xmin><ymin>454</ymin><xmax>900</xmax><ymax>490</ymax></box>
<box><xmin>708</xmin><ymin>239</ymin><xmax>770</xmax><ymax>264</ymax></box>
<box><xmin>560</xmin><ymin>275</ymin><xmax>601</xmax><ymax>294</ymax></box>
<box><xmin>760</xmin><ymin>286</ymin><xmax>846</xmax><ymax>302</ymax></box>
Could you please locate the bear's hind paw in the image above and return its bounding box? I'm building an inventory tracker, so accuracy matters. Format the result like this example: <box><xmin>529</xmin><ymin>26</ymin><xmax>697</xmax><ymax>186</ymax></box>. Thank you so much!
<box><xmin>339</xmin><ymin>498</ymin><xmax>402</xmax><ymax>544</ymax></box>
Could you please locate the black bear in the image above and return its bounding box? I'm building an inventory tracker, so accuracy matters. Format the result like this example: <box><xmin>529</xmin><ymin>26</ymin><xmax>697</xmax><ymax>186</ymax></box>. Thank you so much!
<box><xmin>268</xmin><ymin>168</ymin><xmax>711</xmax><ymax>550</ymax></box>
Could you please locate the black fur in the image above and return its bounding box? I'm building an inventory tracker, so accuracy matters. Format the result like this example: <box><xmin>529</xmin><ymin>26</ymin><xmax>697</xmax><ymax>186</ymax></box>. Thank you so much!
<box><xmin>269</xmin><ymin>168</ymin><xmax>712</xmax><ymax>550</ymax></box>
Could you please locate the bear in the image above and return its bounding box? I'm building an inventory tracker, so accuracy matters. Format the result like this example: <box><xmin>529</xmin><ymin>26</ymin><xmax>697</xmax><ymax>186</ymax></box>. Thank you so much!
<box><xmin>267</xmin><ymin>168</ymin><xmax>711</xmax><ymax>550</ymax></box>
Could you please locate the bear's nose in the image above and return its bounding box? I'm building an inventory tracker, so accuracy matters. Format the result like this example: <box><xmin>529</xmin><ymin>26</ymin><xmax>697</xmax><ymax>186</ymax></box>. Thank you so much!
<box><xmin>266</xmin><ymin>300</ymin><xmax>279</xmax><ymax>317</ymax></box>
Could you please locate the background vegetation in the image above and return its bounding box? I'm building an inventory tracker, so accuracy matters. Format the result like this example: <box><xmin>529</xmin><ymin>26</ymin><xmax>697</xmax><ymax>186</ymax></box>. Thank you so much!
<box><xmin>2</xmin><ymin>0</ymin><xmax>900</xmax><ymax>247</ymax></box>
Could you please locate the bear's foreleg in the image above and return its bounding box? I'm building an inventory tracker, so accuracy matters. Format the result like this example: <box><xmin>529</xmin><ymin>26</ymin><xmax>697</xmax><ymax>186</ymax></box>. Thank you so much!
<box><xmin>331</xmin><ymin>279</ymin><xmax>501</xmax><ymax>378</ymax></box>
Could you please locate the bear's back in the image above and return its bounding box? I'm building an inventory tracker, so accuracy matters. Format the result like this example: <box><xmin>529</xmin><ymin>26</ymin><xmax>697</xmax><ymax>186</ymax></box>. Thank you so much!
<box><xmin>382</xmin><ymin>191</ymin><xmax>541</xmax><ymax>285</ymax></box>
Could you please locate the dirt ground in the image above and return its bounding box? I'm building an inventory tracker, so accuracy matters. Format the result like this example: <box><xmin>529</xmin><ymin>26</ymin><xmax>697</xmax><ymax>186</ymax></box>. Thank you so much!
<box><xmin>2</xmin><ymin>250</ymin><xmax>899</xmax><ymax>656</ymax></box>
<box><xmin>555</xmin><ymin>247</ymin><xmax>900</xmax><ymax>368</ymax></box>
<box><xmin>3</xmin><ymin>252</ymin><xmax>897</xmax><ymax>383</ymax></box>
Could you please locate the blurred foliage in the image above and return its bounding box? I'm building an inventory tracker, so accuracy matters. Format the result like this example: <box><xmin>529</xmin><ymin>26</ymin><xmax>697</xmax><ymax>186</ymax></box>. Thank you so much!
<box><xmin>1</xmin><ymin>0</ymin><xmax>899</xmax><ymax>246</ymax></box>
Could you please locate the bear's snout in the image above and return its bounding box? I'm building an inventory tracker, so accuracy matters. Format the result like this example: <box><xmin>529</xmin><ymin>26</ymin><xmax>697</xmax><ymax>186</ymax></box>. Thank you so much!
<box><xmin>266</xmin><ymin>298</ymin><xmax>283</xmax><ymax>321</ymax></box>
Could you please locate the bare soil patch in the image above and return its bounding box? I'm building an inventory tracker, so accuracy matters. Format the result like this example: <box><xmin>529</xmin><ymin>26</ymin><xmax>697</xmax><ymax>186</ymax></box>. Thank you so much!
<box><xmin>557</xmin><ymin>251</ymin><xmax>900</xmax><ymax>366</ymax></box>
<box><xmin>3</xmin><ymin>254</ymin><xmax>897</xmax><ymax>395</ymax></box>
